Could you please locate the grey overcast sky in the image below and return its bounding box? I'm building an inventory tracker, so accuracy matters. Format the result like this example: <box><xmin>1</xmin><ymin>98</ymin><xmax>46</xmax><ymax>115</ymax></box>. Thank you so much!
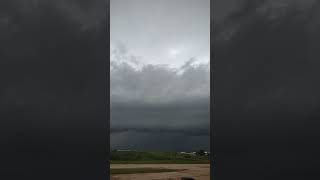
<box><xmin>111</xmin><ymin>0</ymin><xmax>210</xmax><ymax>67</ymax></box>
<box><xmin>110</xmin><ymin>0</ymin><xmax>210</xmax><ymax>151</ymax></box>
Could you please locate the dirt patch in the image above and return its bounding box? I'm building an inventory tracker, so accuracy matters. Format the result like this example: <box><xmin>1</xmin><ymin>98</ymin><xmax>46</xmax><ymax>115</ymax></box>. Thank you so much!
<box><xmin>110</xmin><ymin>164</ymin><xmax>210</xmax><ymax>180</ymax></box>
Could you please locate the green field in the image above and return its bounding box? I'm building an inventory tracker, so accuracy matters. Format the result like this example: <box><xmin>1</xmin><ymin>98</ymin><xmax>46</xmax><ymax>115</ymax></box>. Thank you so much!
<box><xmin>110</xmin><ymin>150</ymin><xmax>210</xmax><ymax>164</ymax></box>
<box><xmin>110</xmin><ymin>167</ymin><xmax>185</xmax><ymax>175</ymax></box>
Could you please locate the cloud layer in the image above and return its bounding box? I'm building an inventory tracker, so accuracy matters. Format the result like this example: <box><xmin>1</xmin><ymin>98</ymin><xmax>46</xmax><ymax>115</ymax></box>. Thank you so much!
<box><xmin>110</xmin><ymin>44</ymin><xmax>210</xmax><ymax>151</ymax></box>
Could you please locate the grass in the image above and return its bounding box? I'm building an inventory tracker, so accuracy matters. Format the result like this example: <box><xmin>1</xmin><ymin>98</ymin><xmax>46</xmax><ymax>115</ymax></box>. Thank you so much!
<box><xmin>110</xmin><ymin>160</ymin><xmax>210</xmax><ymax>164</ymax></box>
<box><xmin>110</xmin><ymin>150</ymin><xmax>210</xmax><ymax>164</ymax></box>
<box><xmin>110</xmin><ymin>167</ymin><xmax>185</xmax><ymax>175</ymax></box>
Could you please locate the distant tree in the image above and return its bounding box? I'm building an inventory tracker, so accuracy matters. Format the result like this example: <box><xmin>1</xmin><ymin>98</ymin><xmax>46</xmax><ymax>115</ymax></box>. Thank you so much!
<box><xmin>183</xmin><ymin>154</ymin><xmax>192</xmax><ymax>159</ymax></box>
<box><xmin>110</xmin><ymin>149</ymin><xmax>120</xmax><ymax>160</ymax></box>
<box><xmin>196</xmin><ymin>150</ymin><xmax>205</xmax><ymax>156</ymax></box>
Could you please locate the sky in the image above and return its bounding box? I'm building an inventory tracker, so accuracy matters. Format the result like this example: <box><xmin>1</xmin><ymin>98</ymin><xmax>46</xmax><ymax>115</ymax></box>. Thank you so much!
<box><xmin>111</xmin><ymin>0</ymin><xmax>210</xmax><ymax>67</ymax></box>
<box><xmin>110</xmin><ymin>0</ymin><xmax>210</xmax><ymax>151</ymax></box>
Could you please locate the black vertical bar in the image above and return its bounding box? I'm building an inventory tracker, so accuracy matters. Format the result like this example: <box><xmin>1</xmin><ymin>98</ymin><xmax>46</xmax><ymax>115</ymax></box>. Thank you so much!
<box><xmin>106</xmin><ymin>0</ymin><xmax>111</xmax><ymax>178</ymax></box>
<box><xmin>210</xmin><ymin>0</ymin><xmax>215</xmax><ymax>178</ymax></box>
<box><xmin>0</xmin><ymin>0</ymin><xmax>109</xmax><ymax>179</ymax></box>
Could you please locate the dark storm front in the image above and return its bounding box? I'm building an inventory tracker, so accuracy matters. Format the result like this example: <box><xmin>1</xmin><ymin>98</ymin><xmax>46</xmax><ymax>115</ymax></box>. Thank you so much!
<box><xmin>213</xmin><ymin>0</ymin><xmax>320</xmax><ymax>179</ymax></box>
<box><xmin>0</xmin><ymin>1</ymin><xmax>108</xmax><ymax>179</ymax></box>
<box><xmin>111</xmin><ymin>102</ymin><xmax>210</xmax><ymax>151</ymax></box>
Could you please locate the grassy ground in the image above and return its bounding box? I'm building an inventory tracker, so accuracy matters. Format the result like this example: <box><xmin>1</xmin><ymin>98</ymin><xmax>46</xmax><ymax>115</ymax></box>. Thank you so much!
<box><xmin>110</xmin><ymin>167</ymin><xmax>185</xmax><ymax>175</ymax></box>
<box><xmin>110</xmin><ymin>160</ymin><xmax>209</xmax><ymax>164</ymax></box>
<box><xmin>110</xmin><ymin>150</ymin><xmax>210</xmax><ymax>164</ymax></box>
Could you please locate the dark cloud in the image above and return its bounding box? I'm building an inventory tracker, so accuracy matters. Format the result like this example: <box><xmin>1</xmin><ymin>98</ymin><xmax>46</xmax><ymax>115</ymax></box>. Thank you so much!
<box><xmin>110</xmin><ymin>45</ymin><xmax>210</xmax><ymax>151</ymax></box>
<box><xmin>111</xmin><ymin>126</ymin><xmax>210</xmax><ymax>151</ymax></box>
<box><xmin>214</xmin><ymin>0</ymin><xmax>320</xmax><ymax>179</ymax></box>
<box><xmin>0</xmin><ymin>0</ymin><xmax>108</xmax><ymax>179</ymax></box>
<box><xmin>111</xmin><ymin>127</ymin><xmax>209</xmax><ymax>137</ymax></box>
<box><xmin>111</xmin><ymin>131</ymin><xmax>210</xmax><ymax>152</ymax></box>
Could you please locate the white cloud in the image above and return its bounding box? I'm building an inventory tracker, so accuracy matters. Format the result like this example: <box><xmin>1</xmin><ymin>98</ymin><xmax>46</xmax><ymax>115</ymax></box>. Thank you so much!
<box><xmin>110</xmin><ymin>44</ymin><xmax>210</xmax><ymax>105</ymax></box>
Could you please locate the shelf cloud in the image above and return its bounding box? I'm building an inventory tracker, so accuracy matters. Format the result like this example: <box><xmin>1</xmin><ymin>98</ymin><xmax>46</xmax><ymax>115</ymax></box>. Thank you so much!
<box><xmin>110</xmin><ymin>45</ymin><xmax>210</xmax><ymax>151</ymax></box>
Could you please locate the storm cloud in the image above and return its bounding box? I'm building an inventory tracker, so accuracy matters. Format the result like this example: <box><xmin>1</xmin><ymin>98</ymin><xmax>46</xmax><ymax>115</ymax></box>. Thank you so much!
<box><xmin>110</xmin><ymin>0</ymin><xmax>210</xmax><ymax>151</ymax></box>
<box><xmin>110</xmin><ymin>45</ymin><xmax>210</xmax><ymax>151</ymax></box>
